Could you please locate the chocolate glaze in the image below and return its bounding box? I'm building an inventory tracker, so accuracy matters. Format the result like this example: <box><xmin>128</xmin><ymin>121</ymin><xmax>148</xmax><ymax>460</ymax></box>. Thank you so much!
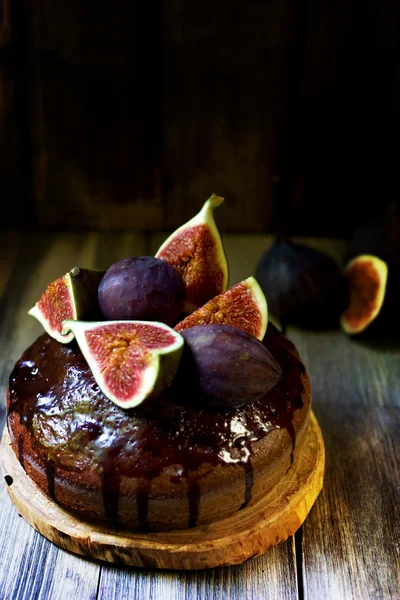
<box><xmin>18</xmin><ymin>434</ymin><xmax>25</xmax><ymax>471</ymax></box>
<box><xmin>8</xmin><ymin>323</ymin><xmax>305</xmax><ymax>530</ymax></box>
<box><xmin>46</xmin><ymin>459</ymin><xmax>56</xmax><ymax>501</ymax></box>
<box><xmin>240</xmin><ymin>459</ymin><xmax>254</xmax><ymax>510</ymax></box>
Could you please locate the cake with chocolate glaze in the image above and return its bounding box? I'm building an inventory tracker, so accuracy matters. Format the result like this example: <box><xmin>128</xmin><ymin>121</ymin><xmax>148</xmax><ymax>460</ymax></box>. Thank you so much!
<box><xmin>6</xmin><ymin>322</ymin><xmax>310</xmax><ymax>532</ymax></box>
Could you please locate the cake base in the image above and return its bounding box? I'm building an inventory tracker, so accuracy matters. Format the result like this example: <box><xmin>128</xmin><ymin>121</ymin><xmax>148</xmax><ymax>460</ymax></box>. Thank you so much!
<box><xmin>0</xmin><ymin>412</ymin><xmax>324</xmax><ymax>570</ymax></box>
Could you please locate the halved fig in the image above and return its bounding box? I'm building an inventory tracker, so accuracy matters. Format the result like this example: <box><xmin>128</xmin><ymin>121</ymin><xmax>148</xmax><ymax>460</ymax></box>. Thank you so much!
<box><xmin>62</xmin><ymin>320</ymin><xmax>184</xmax><ymax>409</ymax></box>
<box><xmin>155</xmin><ymin>194</ymin><xmax>229</xmax><ymax>311</ymax></box>
<box><xmin>28</xmin><ymin>267</ymin><xmax>105</xmax><ymax>343</ymax></box>
<box><xmin>340</xmin><ymin>255</ymin><xmax>388</xmax><ymax>335</ymax></box>
<box><xmin>175</xmin><ymin>276</ymin><xmax>268</xmax><ymax>341</ymax></box>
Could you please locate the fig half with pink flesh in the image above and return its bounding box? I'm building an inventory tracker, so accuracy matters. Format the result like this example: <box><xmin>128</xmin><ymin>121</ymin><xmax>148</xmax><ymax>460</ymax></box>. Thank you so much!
<box><xmin>341</xmin><ymin>255</ymin><xmax>388</xmax><ymax>335</ymax></box>
<box><xmin>28</xmin><ymin>267</ymin><xmax>105</xmax><ymax>343</ymax></box>
<box><xmin>175</xmin><ymin>276</ymin><xmax>268</xmax><ymax>341</ymax></box>
<box><xmin>155</xmin><ymin>194</ymin><xmax>229</xmax><ymax>312</ymax></box>
<box><xmin>62</xmin><ymin>320</ymin><xmax>184</xmax><ymax>409</ymax></box>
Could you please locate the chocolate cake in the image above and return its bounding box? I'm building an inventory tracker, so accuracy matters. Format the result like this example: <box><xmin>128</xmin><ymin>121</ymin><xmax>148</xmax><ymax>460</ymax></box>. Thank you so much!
<box><xmin>7</xmin><ymin>323</ymin><xmax>310</xmax><ymax>532</ymax></box>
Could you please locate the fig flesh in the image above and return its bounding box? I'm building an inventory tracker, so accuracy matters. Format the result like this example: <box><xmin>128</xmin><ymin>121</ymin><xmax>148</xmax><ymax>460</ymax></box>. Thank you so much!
<box><xmin>175</xmin><ymin>276</ymin><xmax>268</xmax><ymax>341</ymax></box>
<box><xmin>98</xmin><ymin>256</ymin><xmax>185</xmax><ymax>326</ymax></box>
<box><xmin>175</xmin><ymin>324</ymin><xmax>282</xmax><ymax>409</ymax></box>
<box><xmin>155</xmin><ymin>194</ymin><xmax>229</xmax><ymax>311</ymax></box>
<box><xmin>62</xmin><ymin>320</ymin><xmax>184</xmax><ymax>409</ymax></box>
<box><xmin>28</xmin><ymin>267</ymin><xmax>105</xmax><ymax>344</ymax></box>
<box><xmin>340</xmin><ymin>255</ymin><xmax>388</xmax><ymax>335</ymax></box>
<box><xmin>255</xmin><ymin>237</ymin><xmax>347</xmax><ymax>330</ymax></box>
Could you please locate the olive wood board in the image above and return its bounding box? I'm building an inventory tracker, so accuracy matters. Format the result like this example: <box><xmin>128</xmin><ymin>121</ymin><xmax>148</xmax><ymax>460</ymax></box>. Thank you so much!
<box><xmin>0</xmin><ymin>412</ymin><xmax>324</xmax><ymax>570</ymax></box>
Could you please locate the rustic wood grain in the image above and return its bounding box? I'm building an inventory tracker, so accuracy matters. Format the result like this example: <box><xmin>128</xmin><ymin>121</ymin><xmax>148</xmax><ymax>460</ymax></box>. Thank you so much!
<box><xmin>97</xmin><ymin>539</ymin><xmax>299</xmax><ymax>600</ymax></box>
<box><xmin>0</xmin><ymin>413</ymin><xmax>324</xmax><ymax>570</ymax></box>
<box><xmin>300</xmin><ymin>405</ymin><xmax>400</xmax><ymax>599</ymax></box>
<box><xmin>288</xmin><ymin>0</ymin><xmax>400</xmax><ymax>237</ymax></box>
<box><xmin>26</xmin><ymin>1</ymin><xmax>164</xmax><ymax>230</ymax></box>
<box><xmin>289</xmin><ymin>328</ymin><xmax>400</xmax><ymax>409</ymax></box>
<box><xmin>287</xmin><ymin>317</ymin><xmax>400</xmax><ymax>598</ymax></box>
<box><xmin>22</xmin><ymin>1</ymin><xmax>296</xmax><ymax>232</ymax></box>
<box><xmin>0</xmin><ymin>1</ymin><xmax>35</xmax><ymax>229</ymax></box>
<box><xmin>0</xmin><ymin>480</ymin><xmax>100</xmax><ymax>600</ymax></box>
<box><xmin>162</xmin><ymin>1</ymin><xmax>293</xmax><ymax>232</ymax></box>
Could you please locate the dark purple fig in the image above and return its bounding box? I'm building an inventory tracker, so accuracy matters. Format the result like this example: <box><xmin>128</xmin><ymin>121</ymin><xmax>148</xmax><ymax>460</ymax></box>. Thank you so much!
<box><xmin>255</xmin><ymin>237</ymin><xmax>347</xmax><ymax>331</ymax></box>
<box><xmin>176</xmin><ymin>324</ymin><xmax>282</xmax><ymax>409</ymax></box>
<box><xmin>346</xmin><ymin>202</ymin><xmax>400</xmax><ymax>265</ymax></box>
<box><xmin>98</xmin><ymin>256</ymin><xmax>185</xmax><ymax>326</ymax></box>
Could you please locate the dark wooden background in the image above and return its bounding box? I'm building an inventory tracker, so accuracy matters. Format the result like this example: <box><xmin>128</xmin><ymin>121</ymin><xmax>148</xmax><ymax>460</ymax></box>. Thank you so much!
<box><xmin>1</xmin><ymin>1</ymin><xmax>399</xmax><ymax>235</ymax></box>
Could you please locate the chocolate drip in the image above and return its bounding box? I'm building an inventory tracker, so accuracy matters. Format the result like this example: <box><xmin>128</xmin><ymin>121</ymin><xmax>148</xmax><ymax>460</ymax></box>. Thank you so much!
<box><xmin>46</xmin><ymin>459</ymin><xmax>56</xmax><ymax>500</ymax></box>
<box><xmin>240</xmin><ymin>458</ymin><xmax>254</xmax><ymax>510</ymax></box>
<box><xmin>7</xmin><ymin>323</ymin><xmax>306</xmax><ymax>529</ymax></box>
<box><xmin>137</xmin><ymin>480</ymin><xmax>151</xmax><ymax>532</ymax></box>
<box><xmin>102</xmin><ymin>463</ymin><xmax>121</xmax><ymax>528</ymax></box>
<box><xmin>18</xmin><ymin>434</ymin><xmax>25</xmax><ymax>471</ymax></box>
<box><xmin>188</xmin><ymin>479</ymin><xmax>201</xmax><ymax>528</ymax></box>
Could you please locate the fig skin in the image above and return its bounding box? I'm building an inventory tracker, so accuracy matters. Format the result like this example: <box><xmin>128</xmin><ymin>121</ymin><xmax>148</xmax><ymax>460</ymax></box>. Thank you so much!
<box><xmin>174</xmin><ymin>324</ymin><xmax>282</xmax><ymax>409</ymax></box>
<box><xmin>346</xmin><ymin>202</ymin><xmax>400</xmax><ymax>265</ymax></box>
<box><xmin>255</xmin><ymin>237</ymin><xmax>347</xmax><ymax>331</ymax></box>
<box><xmin>28</xmin><ymin>267</ymin><xmax>105</xmax><ymax>344</ymax></box>
<box><xmin>98</xmin><ymin>256</ymin><xmax>185</xmax><ymax>326</ymax></box>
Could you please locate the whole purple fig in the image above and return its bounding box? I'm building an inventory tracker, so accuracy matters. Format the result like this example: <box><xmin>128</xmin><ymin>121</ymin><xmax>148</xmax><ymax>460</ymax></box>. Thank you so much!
<box><xmin>177</xmin><ymin>324</ymin><xmax>282</xmax><ymax>409</ymax></box>
<box><xmin>255</xmin><ymin>237</ymin><xmax>347</xmax><ymax>331</ymax></box>
<box><xmin>98</xmin><ymin>256</ymin><xmax>185</xmax><ymax>326</ymax></box>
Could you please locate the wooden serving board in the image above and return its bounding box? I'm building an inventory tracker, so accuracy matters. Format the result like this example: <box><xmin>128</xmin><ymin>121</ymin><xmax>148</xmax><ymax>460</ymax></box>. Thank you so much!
<box><xmin>0</xmin><ymin>412</ymin><xmax>324</xmax><ymax>570</ymax></box>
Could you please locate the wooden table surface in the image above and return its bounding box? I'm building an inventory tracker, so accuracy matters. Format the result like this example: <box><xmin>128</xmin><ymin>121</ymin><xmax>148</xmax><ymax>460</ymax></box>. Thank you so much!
<box><xmin>0</xmin><ymin>231</ymin><xmax>399</xmax><ymax>600</ymax></box>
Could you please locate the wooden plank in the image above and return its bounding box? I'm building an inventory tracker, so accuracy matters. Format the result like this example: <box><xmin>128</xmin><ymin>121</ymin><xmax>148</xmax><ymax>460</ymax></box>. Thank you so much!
<box><xmin>288</xmin><ymin>0</ymin><xmax>400</xmax><ymax>237</ymax></box>
<box><xmin>26</xmin><ymin>2</ymin><xmax>163</xmax><ymax>230</ymax></box>
<box><xmin>93</xmin><ymin>231</ymin><xmax>150</xmax><ymax>271</ymax></box>
<box><xmin>0</xmin><ymin>231</ymin><xmax>20</xmax><ymax>300</ymax></box>
<box><xmin>300</xmin><ymin>404</ymin><xmax>400</xmax><ymax>599</ymax></box>
<box><xmin>97</xmin><ymin>537</ymin><xmax>299</xmax><ymax>599</ymax></box>
<box><xmin>0</xmin><ymin>482</ymin><xmax>100</xmax><ymax>600</ymax></box>
<box><xmin>288</xmin><ymin>328</ymin><xmax>400</xmax><ymax>409</ymax></box>
<box><xmin>0</xmin><ymin>2</ymin><xmax>35</xmax><ymax>229</ymax></box>
<box><xmin>287</xmin><ymin>324</ymin><xmax>400</xmax><ymax>597</ymax></box>
<box><xmin>162</xmin><ymin>1</ymin><xmax>294</xmax><ymax>232</ymax></box>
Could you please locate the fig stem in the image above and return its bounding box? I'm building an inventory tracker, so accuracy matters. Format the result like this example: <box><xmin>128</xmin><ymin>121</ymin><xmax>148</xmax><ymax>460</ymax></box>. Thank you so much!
<box><xmin>207</xmin><ymin>193</ymin><xmax>224</xmax><ymax>209</ymax></box>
